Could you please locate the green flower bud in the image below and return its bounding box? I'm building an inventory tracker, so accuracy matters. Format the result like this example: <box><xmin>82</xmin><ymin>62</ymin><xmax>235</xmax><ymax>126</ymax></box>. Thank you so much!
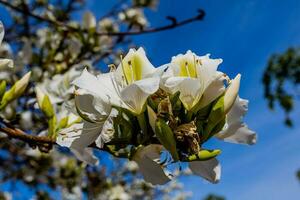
<box><xmin>0</xmin><ymin>72</ymin><xmax>31</xmax><ymax>110</ymax></box>
<box><xmin>35</xmin><ymin>86</ymin><xmax>55</xmax><ymax>118</ymax></box>
<box><xmin>224</xmin><ymin>74</ymin><xmax>241</xmax><ymax>114</ymax></box>
<box><xmin>187</xmin><ymin>149</ymin><xmax>221</xmax><ymax>161</ymax></box>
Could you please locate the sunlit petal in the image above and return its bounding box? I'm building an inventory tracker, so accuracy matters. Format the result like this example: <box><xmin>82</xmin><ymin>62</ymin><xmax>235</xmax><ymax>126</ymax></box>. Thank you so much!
<box><xmin>215</xmin><ymin>96</ymin><xmax>257</xmax><ymax>145</ymax></box>
<box><xmin>120</xmin><ymin>77</ymin><xmax>160</xmax><ymax>114</ymax></box>
<box><xmin>188</xmin><ymin>158</ymin><xmax>221</xmax><ymax>184</ymax></box>
<box><xmin>164</xmin><ymin>77</ymin><xmax>203</xmax><ymax>110</ymax></box>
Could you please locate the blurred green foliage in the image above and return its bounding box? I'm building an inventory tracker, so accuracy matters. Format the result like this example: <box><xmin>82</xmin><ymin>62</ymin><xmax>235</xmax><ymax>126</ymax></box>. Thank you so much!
<box><xmin>263</xmin><ymin>47</ymin><xmax>300</xmax><ymax>126</ymax></box>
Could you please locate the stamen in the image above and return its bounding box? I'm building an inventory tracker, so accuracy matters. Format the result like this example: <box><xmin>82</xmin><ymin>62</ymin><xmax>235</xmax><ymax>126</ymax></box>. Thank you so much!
<box><xmin>128</xmin><ymin>60</ymin><xmax>134</xmax><ymax>83</ymax></box>
<box><xmin>110</xmin><ymin>73</ymin><xmax>135</xmax><ymax>111</ymax></box>
<box><xmin>120</xmin><ymin>55</ymin><xmax>129</xmax><ymax>85</ymax></box>
<box><xmin>185</xmin><ymin>61</ymin><xmax>191</xmax><ymax>77</ymax></box>
<box><xmin>108</xmin><ymin>64</ymin><xmax>116</xmax><ymax>72</ymax></box>
<box><xmin>193</xmin><ymin>55</ymin><xmax>198</xmax><ymax>78</ymax></box>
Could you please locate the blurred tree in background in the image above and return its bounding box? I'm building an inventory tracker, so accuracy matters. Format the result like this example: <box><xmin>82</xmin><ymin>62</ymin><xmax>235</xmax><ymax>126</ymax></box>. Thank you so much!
<box><xmin>263</xmin><ymin>47</ymin><xmax>300</xmax><ymax>186</ymax></box>
<box><xmin>262</xmin><ymin>48</ymin><xmax>300</xmax><ymax>127</ymax></box>
<box><xmin>203</xmin><ymin>194</ymin><xmax>225</xmax><ymax>200</ymax></box>
<box><xmin>0</xmin><ymin>0</ymin><xmax>210</xmax><ymax>199</ymax></box>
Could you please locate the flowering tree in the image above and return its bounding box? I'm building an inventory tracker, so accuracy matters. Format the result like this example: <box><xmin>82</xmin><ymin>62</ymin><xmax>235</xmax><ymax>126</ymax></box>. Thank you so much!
<box><xmin>0</xmin><ymin>0</ymin><xmax>256</xmax><ymax>199</ymax></box>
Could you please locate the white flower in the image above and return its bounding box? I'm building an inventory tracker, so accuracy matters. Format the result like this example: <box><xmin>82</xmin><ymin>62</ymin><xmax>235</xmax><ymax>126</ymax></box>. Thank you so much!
<box><xmin>109</xmin><ymin>185</ymin><xmax>130</xmax><ymax>200</ymax></box>
<box><xmin>118</xmin><ymin>8</ymin><xmax>148</xmax><ymax>27</ymax></box>
<box><xmin>62</xmin><ymin>186</ymin><xmax>82</xmax><ymax>200</ymax></box>
<box><xmin>98</xmin><ymin>18</ymin><xmax>119</xmax><ymax>33</ymax></box>
<box><xmin>57</xmin><ymin>91</ymin><xmax>116</xmax><ymax>164</ymax></box>
<box><xmin>161</xmin><ymin>50</ymin><xmax>223</xmax><ymax>111</ymax></box>
<box><xmin>125</xmin><ymin>161</ymin><xmax>139</xmax><ymax>172</ymax></box>
<box><xmin>132</xmin><ymin>144</ymin><xmax>173</xmax><ymax>185</ymax></box>
<box><xmin>73</xmin><ymin>47</ymin><xmax>164</xmax><ymax>115</ymax></box>
<box><xmin>215</xmin><ymin>96</ymin><xmax>257</xmax><ymax>145</ymax></box>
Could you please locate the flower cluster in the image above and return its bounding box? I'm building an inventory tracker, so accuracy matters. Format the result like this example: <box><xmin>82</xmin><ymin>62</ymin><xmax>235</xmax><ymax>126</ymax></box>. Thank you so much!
<box><xmin>57</xmin><ymin>47</ymin><xmax>257</xmax><ymax>185</ymax></box>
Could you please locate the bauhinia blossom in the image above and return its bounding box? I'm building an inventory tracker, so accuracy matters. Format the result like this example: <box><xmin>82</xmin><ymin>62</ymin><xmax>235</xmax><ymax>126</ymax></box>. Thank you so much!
<box><xmin>73</xmin><ymin>47</ymin><xmax>163</xmax><ymax>115</ymax></box>
<box><xmin>56</xmin><ymin>48</ymin><xmax>257</xmax><ymax>185</ymax></box>
<box><xmin>161</xmin><ymin>50</ymin><xmax>224</xmax><ymax>111</ymax></box>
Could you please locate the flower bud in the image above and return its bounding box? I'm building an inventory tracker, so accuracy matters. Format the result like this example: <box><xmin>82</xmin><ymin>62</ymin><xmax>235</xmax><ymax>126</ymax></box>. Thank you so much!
<box><xmin>224</xmin><ymin>74</ymin><xmax>241</xmax><ymax>114</ymax></box>
<box><xmin>83</xmin><ymin>11</ymin><xmax>96</xmax><ymax>30</ymax></box>
<box><xmin>35</xmin><ymin>86</ymin><xmax>55</xmax><ymax>118</ymax></box>
<box><xmin>0</xmin><ymin>72</ymin><xmax>31</xmax><ymax>109</ymax></box>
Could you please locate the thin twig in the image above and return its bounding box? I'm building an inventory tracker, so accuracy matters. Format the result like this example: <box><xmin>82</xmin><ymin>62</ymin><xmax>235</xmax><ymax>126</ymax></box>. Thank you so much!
<box><xmin>0</xmin><ymin>0</ymin><xmax>205</xmax><ymax>36</ymax></box>
<box><xmin>0</xmin><ymin>126</ymin><xmax>55</xmax><ymax>145</ymax></box>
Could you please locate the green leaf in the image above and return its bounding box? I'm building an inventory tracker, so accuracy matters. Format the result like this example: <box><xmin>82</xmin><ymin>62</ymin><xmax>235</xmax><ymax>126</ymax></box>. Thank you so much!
<box><xmin>170</xmin><ymin>91</ymin><xmax>180</xmax><ymax>107</ymax></box>
<box><xmin>187</xmin><ymin>149</ymin><xmax>221</xmax><ymax>161</ymax></box>
<box><xmin>203</xmin><ymin>95</ymin><xmax>225</xmax><ymax>142</ymax></box>
<box><xmin>210</xmin><ymin>117</ymin><xmax>226</xmax><ymax>135</ymax></box>
<box><xmin>155</xmin><ymin>118</ymin><xmax>179</xmax><ymax>161</ymax></box>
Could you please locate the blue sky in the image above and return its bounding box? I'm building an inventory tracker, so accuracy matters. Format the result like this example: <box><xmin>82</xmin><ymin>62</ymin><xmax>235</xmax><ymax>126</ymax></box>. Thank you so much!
<box><xmin>88</xmin><ymin>0</ymin><xmax>300</xmax><ymax>199</ymax></box>
<box><xmin>1</xmin><ymin>0</ymin><xmax>300</xmax><ymax>199</ymax></box>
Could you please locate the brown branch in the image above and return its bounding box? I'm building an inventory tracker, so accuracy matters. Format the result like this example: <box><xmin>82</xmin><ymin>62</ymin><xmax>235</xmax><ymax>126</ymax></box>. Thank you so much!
<box><xmin>0</xmin><ymin>127</ymin><xmax>55</xmax><ymax>145</ymax></box>
<box><xmin>0</xmin><ymin>0</ymin><xmax>205</xmax><ymax>36</ymax></box>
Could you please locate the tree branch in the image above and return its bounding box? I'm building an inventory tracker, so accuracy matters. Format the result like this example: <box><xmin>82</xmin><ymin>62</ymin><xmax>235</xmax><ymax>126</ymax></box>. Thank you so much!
<box><xmin>0</xmin><ymin>126</ymin><xmax>55</xmax><ymax>145</ymax></box>
<box><xmin>0</xmin><ymin>0</ymin><xmax>205</xmax><ymax>36</ymax></box>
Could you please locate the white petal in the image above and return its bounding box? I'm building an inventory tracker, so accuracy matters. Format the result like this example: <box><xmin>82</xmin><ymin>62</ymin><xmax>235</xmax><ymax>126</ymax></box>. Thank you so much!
<box><xmin>57</xmin><ymin>121</ymin><xmax>102</xmax><ymax>149</ymax></box>
<box><xmin>197</xmin><ymin>72</ymin><xmax>226</xmax><ymax>109</ymax></box>
<box><xmin>197</xmin><ymin>54</ymin><xmax>223</xmax><ymax>88</ymax></box>
<box><xmin>216</xmin><ymin>121</ymin><xmax>257</xmax><ymax>145</ymax></box>
<box><xmin>144</xmin><ymin>63</ymin><xmax>169</xmax><ymax>79</ymax></box>
<box><xmin>95</xmin><ymin>109</ymin><xmax>118</xmax><ymax>148</ymax></box>
<box><xmin>71</xmin><ymin>147</ymin><xmax>99</xmax><ymax>165</ymax></box>
<box><xmin>72</xmin><ymin>69</ymin><xmax>122</xmax><ymax>107</ymax></box>
<box><xmin>0</xmin><ymin>21</ymin><xmax>4</xmax><ymax>45</ymax></box>
<box><xmin>188</xmin><ymin>158</ymin><xmax>221</xmax><ymax>184</ymax></box>
<box><xmin>227</xmin><ymin>96</ymin><xmax>248</xmax><ymax>122</ymax></box>
<box><xmin>75</xmin><ymin>88</ymin><xmax>111</xmax><ymax>122</ymax></box>
<box><xmin>115</xmin><ymin>47</ymin><xmax>156</xmax><ymax>82</ymax></box>
<box><xmin>135</xmin><ymin>156</ymin><xmax>172</xmax><ymax>185</ymax></box>
<box><xmin>164</xmin><ymin>77</ymin><xmax>203</xmax><ymax>110</ymax></box>
<box><xmin>215</xmin><ymin>96</ymin><xmax>257</xmax><ymax>145</ymax></box>
<box><xmin>171</xmin><ymin>50</ymin><xmax>197</xmax><ymax>77</ymax></box>
<box><xmin>120</xmin><ymin>77</ymin><xmax>160</xmax><ymax>114</ymax></box>
<box><xmin>136</xmin><ymin>47</ymin><xmax>156</xmax><ymax>76</ymax></box>
<box><xmin>132</xmin><ymin>145</ymin><xmax>172</xmax><ymax>185</ymax></box>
